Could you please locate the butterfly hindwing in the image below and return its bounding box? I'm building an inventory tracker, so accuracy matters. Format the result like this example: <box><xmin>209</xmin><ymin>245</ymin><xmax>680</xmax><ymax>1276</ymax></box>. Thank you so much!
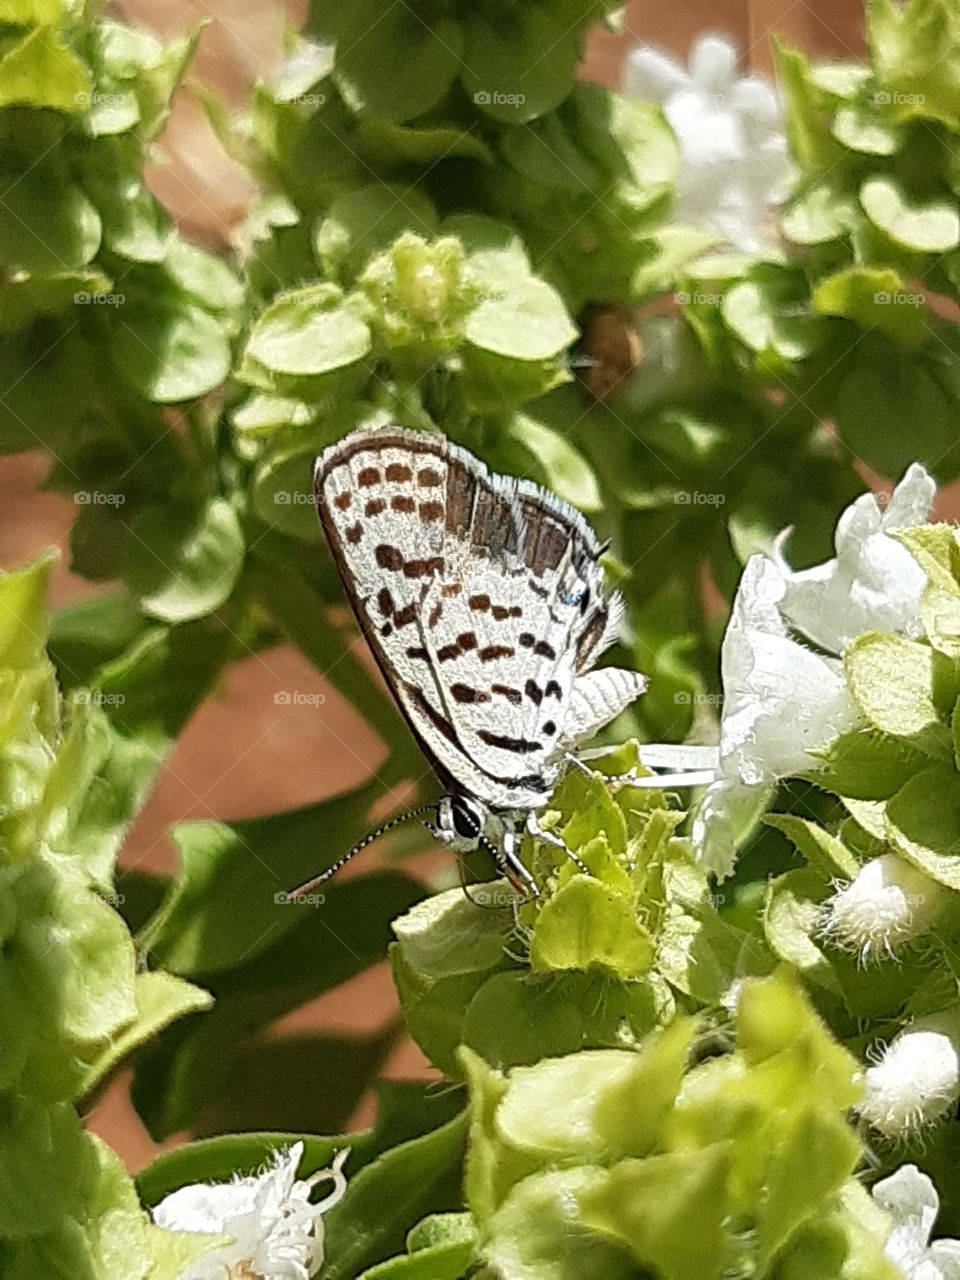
<box><xmin>316</xmin><ymin>427</ymin><xmax>620</xmax><ymax>809</ymax></box>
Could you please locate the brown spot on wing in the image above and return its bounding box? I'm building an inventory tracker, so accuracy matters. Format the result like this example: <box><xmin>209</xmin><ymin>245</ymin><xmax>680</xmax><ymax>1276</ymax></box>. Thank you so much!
<box><xmin>386</xmin><ymin>463</ymin><xmax>412</xmax><ymax>482</ymax></box>
<box><xmin>403</xmin><ymin>556</ymin><xmax>444</xmax><ymax>578</ymax></box>
<box><xmin>478</xmin><ymin>729</ymin><xmax>541</xmax><ymax>754</ymax></box>
<box><xmin>334</xmin><ymin>492</ymin><xmax>351</xmax><ymax>510</ymax></box>
<box><xmin>418</xmin><ymin>467</ymin><xmax>442</xmax><ymax>488</ymax></box>
<box><xmin>391</xmin><ymin>495</ymin><xmax>415</xmax><ymax>514</ymax></box>
<box><xmin>366</xmin><ymin>498</ymin><xmax>386</xmax><ymax>516</ymax></box>
<box><xmin>576</xmin><ymin>608</ymin><xmax>608</xmax><ymax>670</ymax></box>
<box><xmin>469</xmin><ymin>593</ymin><xmax>490</xmax><ymax>612</ymax></box>
<box><xmin>358</xmin><ymin>466</ymin><xmax>381</xmax><ymax>488</ymax></box>
<box><xmin>492</xmin><ymin>684</ymin><xmax>522</xmax><ymax>706</ymax></box>
<box><xmin>451</xmin><ymin>683</ymin><xmax>491</xmax><ymax>704</ymax></box>
<box><xmin>479</xmin><ymin>645</ymin><xmax>514</xmax><ymax>662</ymax></box>
<box><xmin>446</xmin><ymin>457</ymin><xmax>476</xmax><ymax>536</ymax></box>
<box><xmin>377</xmin><ymin>587</ymin><xmax>394</xmax><ymax>617</ymax></box>
<box><xmin>346</xmin><ymin>523</ymin><xmax>362</xmax><ymax>545</ymax></box>
<box><xmin>419</xmin><ymin>501</ymin><xmax>443</xmax><ymax>523</ymax></box>
<box><xmin>534</xmin><ymin>640</ymin><xmax>557</xmax><ymax>659</ymax></box>
<box><xmin>457</xmin><ymin>632</ymin><xmax>478</xmax><ymax>651</ymax></box>
<box><xmin>375</xmin><ymin>544</ymin><xmax>405</xmax><ymax>571</ymax></box>
<box><xmin>525</xmin><ymin>679</ymin><xmax>542</xmax><ymax>706</ymax></box>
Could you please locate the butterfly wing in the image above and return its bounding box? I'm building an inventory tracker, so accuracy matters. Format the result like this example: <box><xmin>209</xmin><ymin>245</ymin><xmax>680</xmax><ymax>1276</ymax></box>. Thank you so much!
<box><xmin>316</xmin><ymin>427</ymin><xmax>637</xmax><ymax>810</ymax></box>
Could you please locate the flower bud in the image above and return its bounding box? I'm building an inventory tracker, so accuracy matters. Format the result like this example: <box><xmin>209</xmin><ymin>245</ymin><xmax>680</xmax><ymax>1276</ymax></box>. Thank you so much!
<box><xmin>860</xmin><ymin>1010</ymin><xmax>960</xmax><ymax>1139</ymax></box>
<box><xmin>822</xmin><ymin>854</ymin><xmax>946</xmax><ymax>962</ymax></box>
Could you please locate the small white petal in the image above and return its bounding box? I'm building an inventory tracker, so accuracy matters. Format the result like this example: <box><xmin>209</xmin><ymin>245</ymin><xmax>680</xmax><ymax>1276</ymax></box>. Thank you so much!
<box><xmin>861</xmin><ymin>1013</ymin><xmax>960</xmax><ymax>1139</ymax></box>
<box><xmin>929</xmin><ymin>1240</ymin><xmax>960</xmax><ymax>1280</ymax></box>
<box><xmin>691</xmin><ymin>777</ymin><xmax>772</xmax><ymax>879</ymax></box>
<box><xmin>719</xmin><ymin>557</ymin><xmax>859</xmax><ymax>784</ymax></box>
<box><xmin>727</xmin><ymin>76</ymin><xmax>782</xmax><ymax>129</ymax></box>
<box><xmin>874</xmin><ymin>1165</ymin><xmax>942</xmax><ymax>1277</ymax></box>
<box><xmin>822</xmin><ymin>854</ymin><xmax>946</xmax><ymax>962</ymax></box>
<box><xmin>688</xmin><ymin>33</ymin><xmax>739</xmax><ymax>94</ymax></box>
<box><xmin>623</xmin><ymin>45</ymin><xmax>689</xmax><ymax>103</ymax></box>
<box><xmin>665</xmin><ymin>93</ymin><xmax>742</xmax><ymax>169</ymax></box>
<box><xmin>779</xmin><ymin>465</ymin><xmax>936</xmax><ymax>654</ymax></box>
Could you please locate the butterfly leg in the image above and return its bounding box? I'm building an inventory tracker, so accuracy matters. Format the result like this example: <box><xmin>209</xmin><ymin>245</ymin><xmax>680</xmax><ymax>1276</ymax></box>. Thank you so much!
<box><xmin>524</xmin><ymin>810</ymin><xmax>589</xmax><ymax>877</ymax></box>
<box><xmin>499</xmin><ymin>826</ymin><xmax>541</xmax><ymax>899</ymax></box>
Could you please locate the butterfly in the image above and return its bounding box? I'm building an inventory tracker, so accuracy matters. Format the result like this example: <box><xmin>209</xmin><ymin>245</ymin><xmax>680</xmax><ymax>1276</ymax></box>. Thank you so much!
<box><xmin>293</xmin><ymin>425</ymin><xmax>648</xmax><ymax>898</ymax></box>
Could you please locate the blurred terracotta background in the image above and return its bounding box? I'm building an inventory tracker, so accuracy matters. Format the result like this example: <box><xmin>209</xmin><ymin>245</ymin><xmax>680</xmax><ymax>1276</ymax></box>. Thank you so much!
<box><xmin>0</xmin><ymin>0</ymin><xmax>880</xmax><ymax>1173</ymax></box>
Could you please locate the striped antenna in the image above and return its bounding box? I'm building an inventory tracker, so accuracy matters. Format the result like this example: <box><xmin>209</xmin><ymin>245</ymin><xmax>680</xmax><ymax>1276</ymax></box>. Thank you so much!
<box><xmin>287</xmin><ymin>804</ymin><xmax>438</xmax><ymax>901</ymax></box>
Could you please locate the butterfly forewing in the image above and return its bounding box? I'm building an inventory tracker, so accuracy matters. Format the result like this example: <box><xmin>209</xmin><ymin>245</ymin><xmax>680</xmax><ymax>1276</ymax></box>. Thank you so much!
<box><xmin>315</xmin><ymin>428</ymin><xmax>613</xmax><ymax>810</ymax></box>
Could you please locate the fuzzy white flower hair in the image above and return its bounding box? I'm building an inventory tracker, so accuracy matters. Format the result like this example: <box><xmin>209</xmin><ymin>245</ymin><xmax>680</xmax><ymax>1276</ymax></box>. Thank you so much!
<box><xmin>152</xmin><ymin>1142</ymin><xmax>349</xmax><ymax>1280</ymax></box>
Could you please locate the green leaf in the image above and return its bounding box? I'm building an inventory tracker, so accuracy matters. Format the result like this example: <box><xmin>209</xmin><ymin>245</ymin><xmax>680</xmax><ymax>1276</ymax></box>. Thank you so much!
<box><xmin>781</xmin><ymin>183</ymin><xmax>858</xmax><ymax>245</ymax></box>
<box><xmin>251</xmin><ymin>443</ymin><xmax>323</xmax><ymax>542</ymax></box>
<box><xmin>0</xmin><ymin>1096</ymin><xmax>97</xmax><ymax>1236</ymax></box>
<box><xmin>358</xmin><ymin>1214</ymin><xmax>476</xmax><ymax>1280</ymax></box>
<box><xmin>763</xmin><ymin>869</ymin><xmax>840</xmax><ymax>993</ymax></box>
<box><xmin>845</xmin><ymin>632</ymin><xmax>954</xmax><ymax>757</ymax></box>
<box><xmin>461</xmin><ymin>7</ymin><xmax>577</xmax><ymax>124</ymax></box>
<box><xmin>810</xmin><ymin>728</ymin><xmax>930</xmax><ymax>801</ymax></box>
<box><xmin>885</xmin><ymin>761</ymin><xmax>960</xmax><ymax>890</ymax></box>
<box><xmin>531</xmin><ymin>876</ymin><xmax>655</xmax><ymax>978</ymax></box>
<box><xmin>831</xmin><ymin>103</ymin><xmax>902</xmax><ymax>154</ymax></box>
<box><xmin>87</xmin><ymin>1134</ymin><xmax>222</xmax><ymax>1280</ymax></box>
<box><xmin>860</xmin><ymin>174</ymin><xmax>960</xmax><ymax>253</ymax></box>
<box><xmin>123</xmin><ymin>497</ymin><xmax>244</xmax><ymax>623</ymax></box>
<box><xmin>722</xmin><ymin>278</ymin><xmax>813</xmax><ymax>362</ymax></box>
<box><xmin>113</xmin><ymin>287</ymin><xmax>231</xmax><ymax>402</ymax></box>
<box><xmin>247</xmin><ymin>283</ymin><xmax>371</xmax><ymax>376</ymax></box>
<box><xmin>509</xmin><ymin>414</ymin><xmax>601</xmax><ymax>511</ymax></box>
<box><xmin>143</xmin><ymin>784</ymin><xmax>380</xmax><ymax>975</ymax></box>
<box><xmin>763</xmin><ymin>814</ymin><xmax>859</xmax><ymax>879</ymax></box>
<box><xmin>0</xmin><ymin>168</ymin><xmax>101</xmax><ymax>273</ymax></box>
<box><xmin>392</xmin><ymin>884</ymin><xmax>513</xmax><ymax>980</ymax></box>
<box><xmin>460</xmin><ymin>970</ymin><xmax>591</xmax><ymax>1069</ymax></box>
<box><xmin>485</xmin><ymin>1166</ymin><xmax>637</xmax><ymax>1280</ymax></box>
<box><xmin>134</xmin><ymin>870</ymin><xmax>422</xmax><ymax>1137</ymax></box>
<box><xmin>756</xmin><ymin>1106</ymin><xmax>861</xmax><ymax>1265</ymax></box>
<box><xmin>578</xmin><ymin>1144</ymin><xmax>731</xmax><ymax>1280</ymax></box>
<box><xmin>465</xmin><ymin>276</ymin><xmax>576</xmax><ymax>362</ymax></box>
<box><xmin>0</xmin><ymin>553</ymin><xmax>54</xmax><ymax>670</ymax></box>
<box><xmin>335</xmin><ymin>1</ymin><xmax>462</xmax><ymax>123</ymax></box>
<box><xmin>321</xmin><ymin>1113</ymin><xmax>468</xmax><ymax>1280</ymax></box>
<box><xmin>869</xmin><ymin>0</ymin><xmax>960</xmax><ymax>128</ymax></box>
<box><xmin>812</xmin><ymin>267</ymin><xmax>927</xmax><ymax>346</ymax></box>
<box><xmin>12</xmin><ymin>854</ymin><xmax>137</xmax><ymax>1057</ymax></box>
<box><xmin>495</xmin><ymin>1021</ymin><xmax>693</xmax><ymax>1164</ymax></box>
<box><xmin>314</xmin><ymin>185</ymin><xmax>437</xmax><ymax>283</ymax></box>
<box><xmin>0</xmin><ymin>24</ymin><xmax>91</xmax><ymax>112</ymax></box>
<box><xmin>835</xmin><ymin>347</ymin><xmax>954</xmax><ymax>480</ymax></box>
<box><xmin>77</xmin><ymin>970</ymin><xmax>212</xmax><ymax>1097</ymax></box>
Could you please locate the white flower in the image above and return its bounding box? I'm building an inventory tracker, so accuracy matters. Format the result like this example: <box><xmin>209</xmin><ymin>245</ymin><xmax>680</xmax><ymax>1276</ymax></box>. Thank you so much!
<box><xmin>872</xmin><ymin>1164</ymin><xmax>960</xmax><ymax>1279</ymax></box>
<box><xmin>624</xmin><ymin>33</ymin><xmax>791</xmax><ymax>251</ymax></box>
<box><xmin>861</xmin><ymin>1012</ymin><xmax>960</xmax><ymax>1140</ymax></box>
<box><xmin>687</xmin><ymin>465</ymin><xmax>936</xmax><ymax>877</ymax></box>
<box><xmin>776</xmin><ymin>463</ymin><xmax>936</xmax><ymax>654</ymax></box>
<box><xmin>822</xmin><ymin>853</ymin><xmax>947</xmax><ymax>962</ymax></box>
<box><xmin>152</xmin><ymin>1142</ymin><xmax>349</xmax><ymax>1280</ymax></box>
<box><xmin>693</xmin><ymin>555</ymin><xmax>858</xmax><ymax>876</ymax></box>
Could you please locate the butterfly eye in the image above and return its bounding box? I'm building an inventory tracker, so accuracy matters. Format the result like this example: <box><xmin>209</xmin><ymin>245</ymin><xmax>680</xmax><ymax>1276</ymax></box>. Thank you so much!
<box><xmin>451</xmin><ymin>795</ymin><xmax>483</xmax><ymax>840</ymax></box>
